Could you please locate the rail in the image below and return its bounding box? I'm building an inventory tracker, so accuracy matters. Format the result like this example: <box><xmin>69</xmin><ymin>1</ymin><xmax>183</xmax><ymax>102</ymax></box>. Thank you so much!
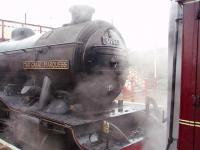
<box><xmin>0</xmin><ymin>139</ymin><xmax>20</xmax><ymax>150</ymax></box>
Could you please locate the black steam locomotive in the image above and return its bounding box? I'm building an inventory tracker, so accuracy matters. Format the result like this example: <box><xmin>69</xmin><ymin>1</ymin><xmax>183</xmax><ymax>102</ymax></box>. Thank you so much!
<box><xmin>0</xmin><ymin>5</ymin><xmax>145</xmax><ymax>150</ymax></box>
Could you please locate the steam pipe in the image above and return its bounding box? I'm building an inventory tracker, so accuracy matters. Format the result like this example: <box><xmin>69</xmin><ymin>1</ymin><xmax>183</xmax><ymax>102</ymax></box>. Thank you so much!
<box><xmin>108</xmin><ymin>122</ymin><xmax>129</xmax><ymax>143</ymax></box>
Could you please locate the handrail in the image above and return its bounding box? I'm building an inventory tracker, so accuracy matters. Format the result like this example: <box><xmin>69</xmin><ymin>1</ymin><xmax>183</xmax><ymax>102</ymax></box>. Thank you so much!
<box><xmin>0</xmin><ymin>19</ymin><xmax>54</xmax><ymax>41</ymax></box>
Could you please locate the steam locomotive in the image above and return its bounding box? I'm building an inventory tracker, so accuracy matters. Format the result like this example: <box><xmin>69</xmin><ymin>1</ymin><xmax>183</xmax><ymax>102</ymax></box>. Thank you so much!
<box><xmin>0</xmin><ymin>5</ymin><xmax>145</xmax><ymax>150</ymax></box>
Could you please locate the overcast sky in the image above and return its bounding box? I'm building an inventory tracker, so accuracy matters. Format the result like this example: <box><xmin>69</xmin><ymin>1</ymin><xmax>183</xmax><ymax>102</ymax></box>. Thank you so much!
<box><xmin>0</xmin><ymin>0</ymin><xmax>170</xmax><ymax>51</ymax></box>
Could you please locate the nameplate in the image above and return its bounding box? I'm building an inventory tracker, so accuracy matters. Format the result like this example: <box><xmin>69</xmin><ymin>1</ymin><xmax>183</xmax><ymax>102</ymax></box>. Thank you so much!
<box><xmin>23</xmin><ymin>60</ymin><xmax>69</xmax><ymax>70</ymax></box>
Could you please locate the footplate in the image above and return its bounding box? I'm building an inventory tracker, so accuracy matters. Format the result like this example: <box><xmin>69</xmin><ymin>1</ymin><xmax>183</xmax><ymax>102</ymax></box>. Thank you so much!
<box><xmin>0</xmin><ymin>95</ymin><xmax>146</xmax><ymax>150</ymax></box>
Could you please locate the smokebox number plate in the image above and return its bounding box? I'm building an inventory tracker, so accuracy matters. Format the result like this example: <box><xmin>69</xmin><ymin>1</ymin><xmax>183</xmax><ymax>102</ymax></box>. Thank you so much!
<box><xmin>23</xmin><ymin>60</ymin><xmax>69</xmax><ymax>70</ymax></box>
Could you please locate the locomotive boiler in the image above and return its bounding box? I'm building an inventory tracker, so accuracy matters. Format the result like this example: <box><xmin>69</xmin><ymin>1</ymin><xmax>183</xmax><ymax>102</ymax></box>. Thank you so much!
<box><xmin>0</xmin><ymin>5</ymin><xmax>127</xmax><ymax>110</ymax></box>
<box><xmin>0</xmin><ymin>5</ymin><xmax>145</xmax><ymax>150</ymax></box>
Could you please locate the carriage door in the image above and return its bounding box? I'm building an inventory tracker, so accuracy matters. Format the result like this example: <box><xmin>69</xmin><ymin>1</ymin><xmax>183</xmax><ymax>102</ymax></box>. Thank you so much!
<box><xmin>195</xmin><ymin>2</ymin><xmax>200</xmax><ymax>150</ymax></box>
<box><xmin>179</xmin><ymin>2</ymin><xmax>200</xmax><ymax>150</ymax></box>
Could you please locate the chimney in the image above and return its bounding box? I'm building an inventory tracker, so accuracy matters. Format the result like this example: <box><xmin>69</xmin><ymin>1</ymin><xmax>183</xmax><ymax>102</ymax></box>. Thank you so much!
<box><xmin>69</xmin><ymin>5</ymin><xmax>95</xmax><ymax>24</ymax></box>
